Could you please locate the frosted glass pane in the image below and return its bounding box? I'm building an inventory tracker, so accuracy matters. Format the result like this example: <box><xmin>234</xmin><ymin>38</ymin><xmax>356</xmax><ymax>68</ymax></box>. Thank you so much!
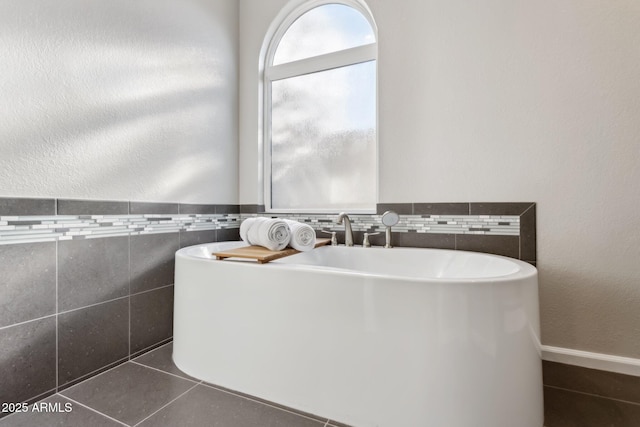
<box><xmin>273</xmin><ymin>4</ymin><xmax>375</xmax><ymax>65</ymax></box>
<box><xmin>271</xmin><ymin>61</ymin><xmax>376</xmax><ymax>210</ymax></box>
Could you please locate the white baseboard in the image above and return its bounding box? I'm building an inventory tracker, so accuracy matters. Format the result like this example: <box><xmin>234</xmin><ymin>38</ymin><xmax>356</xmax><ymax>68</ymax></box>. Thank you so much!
<box><xmin>542</xmin><ymin>345</ymin><xmax>640</xmax><ymax>377</ymax></box>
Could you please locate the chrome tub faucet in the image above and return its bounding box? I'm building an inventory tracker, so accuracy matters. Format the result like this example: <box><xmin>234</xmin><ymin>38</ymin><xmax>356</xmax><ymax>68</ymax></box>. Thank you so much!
<box><xmin>336</xmin><ymin>212</ymin><xmax>354</xmax><ymax>247</ymax></box>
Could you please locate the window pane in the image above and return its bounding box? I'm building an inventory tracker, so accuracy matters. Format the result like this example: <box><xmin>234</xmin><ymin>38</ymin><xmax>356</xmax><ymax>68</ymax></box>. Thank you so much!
<box><xmin>273</xmin><ymin>4</ymin><xmax>375</xmax><ymax>65</ymax></box>
<box><xmin>271</xmin><ymin>61</ymin><xmax>376</xmax><ymax>210</ymax></box>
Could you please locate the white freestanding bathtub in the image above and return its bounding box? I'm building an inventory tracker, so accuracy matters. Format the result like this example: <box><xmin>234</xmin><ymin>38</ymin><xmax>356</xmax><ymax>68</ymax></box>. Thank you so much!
<box><xmin>173</xmin><ymin>241</ymin><xmax>543</xmax><ymax>427</ymax></box>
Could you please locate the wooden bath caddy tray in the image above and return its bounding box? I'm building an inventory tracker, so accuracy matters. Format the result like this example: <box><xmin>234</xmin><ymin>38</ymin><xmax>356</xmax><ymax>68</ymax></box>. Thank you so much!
<box><xmin>213</xmin><ymin>238</ymin><xmax>331</xmax><ymax>264</ymax></box>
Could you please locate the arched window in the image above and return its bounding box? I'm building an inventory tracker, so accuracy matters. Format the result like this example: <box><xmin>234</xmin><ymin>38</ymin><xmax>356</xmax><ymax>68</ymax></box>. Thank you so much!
<box><xmin>264</xmin><ymin>1</ymin><xmax>377</xmax><ymax>212</ymax></box>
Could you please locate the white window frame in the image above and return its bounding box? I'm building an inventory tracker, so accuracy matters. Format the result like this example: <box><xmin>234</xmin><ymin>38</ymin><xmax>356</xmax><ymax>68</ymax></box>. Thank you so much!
<box><xmin>262</xmin><ymin>0</ymin><xmax>378</xmax><ymax>214</ymax></box>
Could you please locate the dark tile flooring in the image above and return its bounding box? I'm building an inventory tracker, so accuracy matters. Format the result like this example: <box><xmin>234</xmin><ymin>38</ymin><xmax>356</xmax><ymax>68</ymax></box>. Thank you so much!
<box><xmin>542</xmin><ymin>361</ymin><xmax>640</xmax><ymax>427</ymax></box>
<box><xmin>0</xmin><ymin>343</ymin><xmax>345</xmax><ymax>427</ymax></box>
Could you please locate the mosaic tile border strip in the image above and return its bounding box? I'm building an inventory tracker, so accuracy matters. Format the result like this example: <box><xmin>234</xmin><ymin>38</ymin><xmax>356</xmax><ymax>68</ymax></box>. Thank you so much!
<box><xmin>240</xmin><ymin>213</ymin><xmax>520</xmax><ymax>236</ymax></box>
<box><xmin>0</xmin><ymin>214</ymin><xmax>240</xmax><ymax>245</ymax></box>
<box><xmin>0</xmin><ymin>198</ymin><xmax>535</xmax><ymax>262</ymax></box>
<box><xmin>0</xmin><ymin>210</ymin><xmax>517</xmax><ymax>244</ymax></box>
<box><xmin>241</xmin><ymin>202</ymin><xmax>536</xmax><ymax>263</ymax></box>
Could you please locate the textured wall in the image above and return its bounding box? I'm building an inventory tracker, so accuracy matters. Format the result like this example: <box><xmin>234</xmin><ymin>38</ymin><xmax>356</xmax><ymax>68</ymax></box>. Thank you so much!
<box><xmin>238</xmin><ymin>0</ymin><xmax>640</xmax><ymax>358</ymax></box>
<box><xmin>0</xmin><ymin>0</ymin><xmax>238</xmax><ymax>204</ymax></box>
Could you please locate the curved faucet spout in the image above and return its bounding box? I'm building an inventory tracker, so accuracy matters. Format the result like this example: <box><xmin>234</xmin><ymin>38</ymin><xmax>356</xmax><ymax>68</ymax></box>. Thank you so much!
<box><xmin>337</xmin><ymin>212</ymin><xmax>354</xmax><ymax>247</ymax></box>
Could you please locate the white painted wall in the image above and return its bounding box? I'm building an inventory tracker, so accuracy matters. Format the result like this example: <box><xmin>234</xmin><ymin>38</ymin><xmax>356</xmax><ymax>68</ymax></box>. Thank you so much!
<box><xmin>0</xmin><ymin>0</ymin><xmax>238</xmax><ymax>204</ymax></box>
<box><xmin>239</xmin><ymin>0</ymin><xmax>640</xmax><ymax>358</ymax></box>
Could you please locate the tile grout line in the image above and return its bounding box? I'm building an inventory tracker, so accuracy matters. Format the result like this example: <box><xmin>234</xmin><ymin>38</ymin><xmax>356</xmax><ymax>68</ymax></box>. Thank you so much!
<box><xmin>129</xmin><ymin>360</ymin><xmax>200</xmax><ymax>384</ymax></box>
<box><xmin>202</xmin><ymin>382</ymin><xmax>328</xmax><ymax>424</ymax></box>
<box><xmin>57</xmin><ymin>294</ymin><xmax>130</xmax><ymax>317</ymax></box>
<box><xmin>60</xmin><ymin>393</ymin><xmax>129</xmax><ymax>426</ymax></box>
<box><xmin>0</xmin><ymin>285</ymin><xmax>171</xmax><ymax>332</ymax></box>
<box><xmin>133</xmin><ymin>382</ymin><xmax>200</xmax><ymax>426</ymax></box>
<box><xmin>544</xmin><ymin>384</ymin><xmax>640</xmax><ymax>407</ymax></box>
<box><xmin>130</xmin><ymin>283</ymin><xmax>174</xmax><ymax>298</ymax></box>
<box><xmin>0</xmin><ymin>313</ymin><xmax>57</xmax><ymax>331</ymax></box>
<box><xmin>520</xmin><ymin>203</ymin><xmax>536</xmax><ymax>216</ymax></box>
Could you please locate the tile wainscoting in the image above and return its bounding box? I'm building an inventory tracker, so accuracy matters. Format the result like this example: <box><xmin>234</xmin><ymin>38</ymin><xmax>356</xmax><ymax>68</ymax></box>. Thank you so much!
<box><xmin>242</xmin><ymin>202</ymin><xmax>536</xmax><ymax>263</ymax></box>
<box><xmin>0</xmin><ymin>197</ymin><xmax>535</xmax><ymax>419</ymax></box>
<box><xmin>0</xmin><ymin>198</ymin><xmax>241</xmax><ymax>417</ymax></box>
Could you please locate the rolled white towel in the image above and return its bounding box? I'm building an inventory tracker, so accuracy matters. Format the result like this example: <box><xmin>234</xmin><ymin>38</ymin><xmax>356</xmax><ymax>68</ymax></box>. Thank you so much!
<box><xmin>247</xmin><ymin>217</ymin><xmax>268</xmax><ymax>247</ymax></box>
<box><xmin>283</xmin><ymin>219</ymin><xmax>316</xmax><ymax>252</ymax></box>
<box><xmin>244</xmin><ymin>217</ymin><xmax>291</xmax><ymax>251</ymax></box>
<box><xmin>239</xmin><ymin>217</ymin><xmax>256</xmax><ymax>245</ymax></box>
<box><xmin>258</xmin><ymin>218</ymin><xmax>291</xmax><ymax>251</ymax></box>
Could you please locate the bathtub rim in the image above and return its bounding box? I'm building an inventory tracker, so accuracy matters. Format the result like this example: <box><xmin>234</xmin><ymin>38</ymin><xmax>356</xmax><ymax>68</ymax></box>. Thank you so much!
<box><xmin>176</xmin><ymin>240</ymin><xmax>537</xmax><ymax>285</ymax></box>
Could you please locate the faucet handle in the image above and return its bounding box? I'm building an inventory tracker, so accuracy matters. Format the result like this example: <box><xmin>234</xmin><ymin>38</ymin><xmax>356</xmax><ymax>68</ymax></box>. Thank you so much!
<box><xmin>362</xmin><ymin>232</ymin><xmax>380</xmax><ymax>248</ymax></box>
<box><xmin>320</xmin><ymin>229</ymin><xmax>338</xmax><ymax>246</ymax></box>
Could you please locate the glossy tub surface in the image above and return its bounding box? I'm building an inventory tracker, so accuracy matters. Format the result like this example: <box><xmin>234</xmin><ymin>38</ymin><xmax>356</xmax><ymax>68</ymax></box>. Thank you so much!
<box><xmin>173</xmin><ymin>241</ymin><xmax>543</xmax><ymax>427</ymax></box>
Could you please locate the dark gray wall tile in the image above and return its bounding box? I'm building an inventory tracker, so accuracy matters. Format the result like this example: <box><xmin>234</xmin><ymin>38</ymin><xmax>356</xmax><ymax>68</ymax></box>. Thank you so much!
<box><xmin>376</xmin><ymin>203</ymin><xmax>412</xmax><ymax>215</ymax></box>
<box><xmin>138</xmin><ymin>384</ymin><xmax>325</xmax><ymax>427</ymax></box>
<box><xmin>414</xmin><ymin>203</ymin><xmax>469</xmax><ymax>215</ymax></box>
<box><xmin>130</xmin><ymin>286</ymin><xmax>174</xmax><ymax>354</ymax></box>
<box><xmin>338</xmin><ymin>230</ymin><xmax>455</xmax><ymax>250</ymax></box>
<box><xmin>469</xmin><ymin>202</ymin><xmax>534</xmax><ymax>215</ymax></box>
<box><xmin>130</xmin><ymin>202</ymin><xmax>179</xmax><ymax>215</ymax></box>
<box><xmin>58</xmin><ymin>236</ymin><xmax>129</xmax><ymax>312</ymax></box>
<box><xmin>394</xmin><ymin>232</ymin><xmax>456</xmax><ymax>250</ymax></box>
<box><xmin>178</xmin><ymin>204</ymin><xmax>216</xmax><ymax>214</ymax></box>
<box><xmin>0</xmin><ymin>395</ymin><xmax>123</xmax><ymax>426</ymax></box>
<box><xmin>215</xmin><ymin>204</ymin><xmax>240</xmax><ymax>214</ymax></box>
<box><xmin>544</xmin><ymin>386</ymin><xmax>640</xmax><ymax>427</ymax></box>
<box><xmin>57</xmin><ymin>199</ymin><xmax>129</xmax><ymax>215</ymax></box>
<box><xmin>520</xmin><ymin>204</ymin><xmax>536</xmax><ymax>262</ymax></box>
<box><xmin>0</xmin><ymin>242</ymin><xmax>56</xmax><ymax>328</ymax></box>
<box><xmin>62</xmin><ymin>362</ymin><xmax>195</xmax><ymax>426</ymax></box>
<box><xmin>58</xmin><ymin>298</ymin><xmax>129</xmax><ymax>386</ymax></box>
<box><xmin>455</xmin><ymin>234</ymin><xmax>520</xmax><ymax>258</ymax></box>
<box><xmin>239</xmin><ymin>204</ymin><xmax>265</xmax><ymax>214</ymax></box>
<box><xmin>216</xmin><ymin>228</ymin><xmax>240</xmax><ymax>242</ymax></box>
<box><xmin>0</xmin><ymin>317</ymin><xmax>56</xmax><ymax>405</ymax></box>
<box><xmin>179</xmin><ymin>230</ymin><xmax>217</xmax><ymax>248</ymax></box>
<box><xmin>0</xmin><ymin>198</ymin><xmax>55</xmax><ymax>216</ymax></box>
<box><xmin>130</xmin><ymin>233</ymin><xmax>178</xmax><ymax>294</ymax></box>
<box><xmin>543</xmin><ymin>361</ymin><xmax>640</xmax><ymax>405</ymax></box>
